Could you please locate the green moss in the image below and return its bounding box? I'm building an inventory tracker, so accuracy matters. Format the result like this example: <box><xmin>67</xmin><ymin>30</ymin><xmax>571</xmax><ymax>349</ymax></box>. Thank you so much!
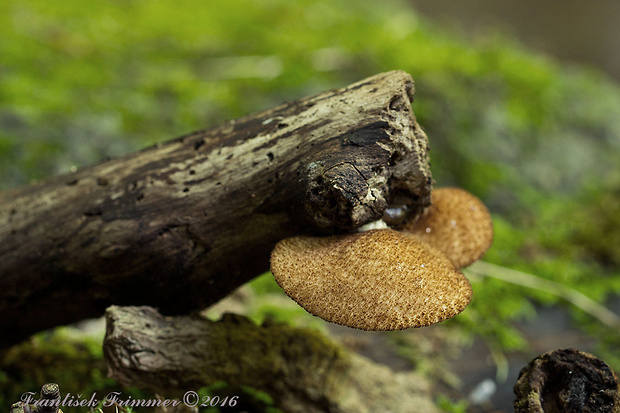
<box><xmin>0</xmin><ymin>328</ymin><xmax>141</xmax><ymax>412</ymax></box>
<box><xmin>436</xmin><ymin>394</ymin><xmax>469</xmax><ymax>413</ymax></box>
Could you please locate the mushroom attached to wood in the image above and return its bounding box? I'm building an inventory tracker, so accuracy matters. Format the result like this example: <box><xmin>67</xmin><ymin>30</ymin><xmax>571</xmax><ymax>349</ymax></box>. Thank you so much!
<box><xmin>270</xmin><ymin>187</ymin><xmax>493</xmax><ymax>331</ymax></box>
<box><xmin>270</xmin><ymin>228</ymin><xmax>472</xmax><ymax>330</ymax></box>
<box><xmin>403</xmin><ymin>187</ymin><xmax>494</xmax><ymax>268</ymax></box>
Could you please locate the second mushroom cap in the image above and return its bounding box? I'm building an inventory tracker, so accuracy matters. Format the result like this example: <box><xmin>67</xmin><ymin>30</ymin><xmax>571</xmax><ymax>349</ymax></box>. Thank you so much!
<box><xmin>403</xmin><ymin>187</ymin><xmax>494</xmax><ymax>268</ymax></box>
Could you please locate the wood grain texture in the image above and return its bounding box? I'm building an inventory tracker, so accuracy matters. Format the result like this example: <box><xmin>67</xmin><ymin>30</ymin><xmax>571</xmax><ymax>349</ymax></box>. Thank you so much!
<box><xmin>0</xmin><ymin>70</ymin><xmax>431</xmax><ymax>346</ymax></box>
<box><xmin>104</xmin><ymin>306</ymin><xmax>440</xmax><ymax>413</ymax></box>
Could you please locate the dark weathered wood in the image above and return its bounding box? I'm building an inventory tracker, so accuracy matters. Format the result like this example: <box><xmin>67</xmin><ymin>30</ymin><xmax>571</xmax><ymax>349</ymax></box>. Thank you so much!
<box><xmin>514</xmin><ymin>348</ymin><xmax>620</xmax><ymax>413</ymax></box>
<box><xmin>104</xmin><ymin>306</ymin><xmax>439</xmax><ymax>413</ymax></box>
<box><xmin>0</xmin><ymin>71</ymin><xmax>431</xmax><ymax>346</ymax></box>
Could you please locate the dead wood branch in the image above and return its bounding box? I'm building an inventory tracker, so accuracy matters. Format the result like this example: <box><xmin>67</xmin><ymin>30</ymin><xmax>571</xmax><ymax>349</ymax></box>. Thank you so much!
<box><xmin>104</xmin><ymin>305</ymin><xmax>439</xmax><ymax>413</ymax></box>
<box><xmin>0</xmin><ymin>71</ymin><xmax>431</xmax><ymax>346</ymax></box>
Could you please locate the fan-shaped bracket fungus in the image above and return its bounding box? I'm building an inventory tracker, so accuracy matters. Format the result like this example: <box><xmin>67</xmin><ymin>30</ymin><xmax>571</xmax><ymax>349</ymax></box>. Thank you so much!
<box><xmin>270</xmin><ymin>187</ymin><xmax>494</xmax><ymax>331</ymax></box>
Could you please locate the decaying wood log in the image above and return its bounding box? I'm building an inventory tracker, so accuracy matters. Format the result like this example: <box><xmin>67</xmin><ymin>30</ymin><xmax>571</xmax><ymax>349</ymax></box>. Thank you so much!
<box><xmin>514</xmin><ymin>348</ymin><xmax>620</xmax><ymax>413</ymax></box>
<box><xmin>0</xmin><ymin>70</ymin><xmax>431</xmax><ymax>346</ymax></box>
<box><xmin>104</xmin><ymin>306</ymin><xmax>440</xmax><ymax>413</ymax></box>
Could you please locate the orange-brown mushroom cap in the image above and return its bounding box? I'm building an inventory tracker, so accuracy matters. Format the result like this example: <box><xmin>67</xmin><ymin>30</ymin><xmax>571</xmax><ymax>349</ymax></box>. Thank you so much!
<box><xmin>270</xmin><ymin>229</ymin><xmax>472</xmax><ymax>330</ymax></box>
<box><xmin>403</xmin><ymin>187</ymin><xmax>493</xmax><ymax>268</ymax></box>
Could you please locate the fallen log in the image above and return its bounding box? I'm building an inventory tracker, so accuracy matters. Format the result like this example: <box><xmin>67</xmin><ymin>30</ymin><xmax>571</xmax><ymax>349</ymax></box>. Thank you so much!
<box><xmin>104</xmin><ymin>305</ymin><xmax>440</xmax><ymax>413</ymax></box>
<box><xmin>0</xmin><ymin>70</ymin><xmax>431</xmax><ymax>346</ymax></box>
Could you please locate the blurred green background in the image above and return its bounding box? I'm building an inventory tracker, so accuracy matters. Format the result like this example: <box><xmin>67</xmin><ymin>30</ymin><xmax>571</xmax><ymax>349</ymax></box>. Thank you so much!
<box><xmin>2</xmin><ymin>0</ymin><xmax>620</xmax><ymax>412</ymax></box>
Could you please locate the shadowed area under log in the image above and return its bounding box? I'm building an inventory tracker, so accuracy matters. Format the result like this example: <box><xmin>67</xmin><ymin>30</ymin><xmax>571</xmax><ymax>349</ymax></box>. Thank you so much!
<box><xmin>104</xmin><ymin>305</ymin><xmax>440</xmax><ymax>413</ymax></box>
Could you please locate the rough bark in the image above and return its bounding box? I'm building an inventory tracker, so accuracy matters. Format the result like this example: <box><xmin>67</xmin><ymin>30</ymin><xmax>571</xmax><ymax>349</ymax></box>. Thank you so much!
<box><xmin>0</xmin><ymin>70</ymin><xmax>431</xmax><ymax>346</ymax></box>
<box><xmin>104</xmin><ymin>305</ymin><xmax>440</xmax><ymax>413</ymax></box>
<box><xmin>514</xmin><ymin>348</ymin><xmax>620</xmax><ymax>413</ymax></box>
